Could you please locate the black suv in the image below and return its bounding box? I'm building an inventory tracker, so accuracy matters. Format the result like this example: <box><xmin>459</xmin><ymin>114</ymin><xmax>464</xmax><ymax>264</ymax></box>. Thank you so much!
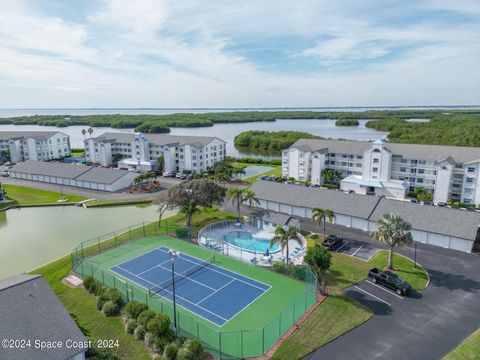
<box><xmin>322</xmin><ymin>235</ymin><xmax>344</xmax><ymax>251</ymax></box>
<box><xmin>368</xmin><ymin>268</ymin><xmax>412</xmax><ymax>295</ymax></box>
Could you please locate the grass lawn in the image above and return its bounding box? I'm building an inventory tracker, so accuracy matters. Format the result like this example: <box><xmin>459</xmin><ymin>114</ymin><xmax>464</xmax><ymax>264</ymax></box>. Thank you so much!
<box><xmin>2</xmin><ymin>184</ymin><xmax>87</xmax><ymax>205</ymax></box>
<box><xmin>85</xmin><ymin>198</ymin><xmax>153</xmax><ymax>207</ymax></box>
<box><xmin>443</xmin><ymin>328</ymin><xmax>480</xmax><ymax>360</ymax></box>
<box><xmin>31</xmin><ymin>256</ymin><xmax>152</xmax><ymax>360</ymax></box>
<box><xmin>272</xmin><ymin>240</ymin><xmax>429</xmax><ymax>359</ymax></box>
<box><xmin>167</xmin><ymin>207</ymin><xmax>237</xmax><ymax>231</ymax></box>
<box><xmin>71</xmin><ymin>151</ymin><xmax>85</xmax><ymax>157</ymax></box>
<box><xmin>271</xmin><ymin>296</ymin><xmax>371</xmax><ymax>360</ymax></box>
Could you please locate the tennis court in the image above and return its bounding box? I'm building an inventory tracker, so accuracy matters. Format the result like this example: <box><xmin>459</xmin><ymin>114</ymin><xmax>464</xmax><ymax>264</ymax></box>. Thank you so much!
<box><xmin>111</xmin><ymin>246</ymin><xmax>271</xmax><ymax>326</ymax></box>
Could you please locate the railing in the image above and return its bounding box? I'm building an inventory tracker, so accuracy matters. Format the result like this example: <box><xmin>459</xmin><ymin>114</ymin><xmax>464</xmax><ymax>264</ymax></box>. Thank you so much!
<box><xmin>71</xmin><ymin>221</ymin><xmax>318</xmax><ymax>359</ymax></box>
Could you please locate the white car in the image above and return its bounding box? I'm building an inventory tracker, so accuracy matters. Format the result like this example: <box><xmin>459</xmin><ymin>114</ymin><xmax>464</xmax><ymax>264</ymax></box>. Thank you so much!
<box><xmin>162</xmin><ymin>171</ymin><xmax>172</xmax><ymax>177</ymax></box>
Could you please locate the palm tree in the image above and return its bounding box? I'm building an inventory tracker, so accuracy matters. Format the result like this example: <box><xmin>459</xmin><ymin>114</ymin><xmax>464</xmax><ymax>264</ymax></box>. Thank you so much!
<box><xmin>243</xmin><ymin>189</ymin><xmax>260</xmax><ymax>222</ymax></box>
<box><xmin>371</xmin><ymin>213</ymin><xmax>413</xmax><ymax>270</ymax></box>
<box><xmin>87</xmin><ymin>127</ymin><xmax>94</xmax><ymax>138</ymax></box>
<box><xmin>227</xmin><ymin>187</ymin><xmax>245</xmax><ymax>220</ymax></box>
<box><xmin>270</xmin><ymin>226</ymin><xmax>302</xmax><ymax>264</ymax></box>
<box><xmin>81</xmin><ymin>128</ymin><xmax>87</xmax><ymax>139</ymax></box>
<box><xmin>312</xmin><ymin>208</ymin><xmax>335</xmax><ymax>238</ymax></box>
<box><xmin>180</xmin><ymin>201</ymin><xmax>200</xmax><ymax>230</ymax></box>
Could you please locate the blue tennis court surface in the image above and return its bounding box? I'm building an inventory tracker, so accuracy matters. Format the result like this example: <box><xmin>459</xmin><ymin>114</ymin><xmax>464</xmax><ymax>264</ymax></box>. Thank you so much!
<box><xmin>110</xmin><ymin>246</ymin><xmax>271</xmax><ymax>326</ymax></box>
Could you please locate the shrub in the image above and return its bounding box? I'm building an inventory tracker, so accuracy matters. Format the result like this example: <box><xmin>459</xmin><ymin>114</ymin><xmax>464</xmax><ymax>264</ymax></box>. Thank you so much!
<box><xmin>152</xmin><ymin>336</ymin><xmax>169</xmax><ymax>354</ymax></box>
<box><xmin>176</xmin><ymin>339</ymin><xmax>204</xmax><ymax>360</ymax></box>
<box><xmin>84</xmin><ymin>276</ymin><xmax>103</xmax><ymax>295</ymax></box>
<box><xmin>146</xmin><ymin>314</ymin><xmax>171</xmax><ymax>337</ymax></box>
<box><xmin>175</xmin><ymin>228</ymin><xmax>190</xmax><ymax>239</ymax></box>
<box><xmin>104</xmin><ymin>288</ymin><xmax>124</xmax><ymax>309</ymax></box>
<box><xmin>176</xmin><ymin>348</ymin><xmax>189</xmax><ymax>360</ymax></box>
<box><xmin>290</xmin><ymin>265</ymin><xmax>306</xmax><ymax>281</ymax></box>
<box><xmin>125</xmin><ymin>319</ymin><xmax>136</xmax><ymax>334</ymax></box>
<box><xmin>272</xmin><ymin>261</ymin><xmax>287</xmax><ymax>273</ymax></box>
<box><xmin>123</xmin><ymin>301</ymin><xmax>148</xmax><ymax>321</ymax></box>
<box><xmin>134</xmin><ymin>325</ymin><xmax>146</xmax><ymax>340</ymax></box>
<box><xmin>268</xmin><ymin>159</ymin><xmax>282</xmax><ymax>166</ymax></box>
<box><xmin>137</xmin><ymin>310</ymin><xmax>156</xmax><ymax>327</ymax></box>
<box><xmin>85</xmin><ymin>345</ymin><xmax>120</xmax><ymax>360</ymax></box>
<box><xmin>102</xmin><ymin>301</ymin><xmax>118</xmax><ymax>316</ymax></box>
<box><xmin>164</xmin><ymin>343</ymin><xmax>178</xmax><ymax>360</ymax></box>
<box><xmin>97</xmin><ymin>292</ymin><xmax>109</xmax><ymax>311</ymax></box>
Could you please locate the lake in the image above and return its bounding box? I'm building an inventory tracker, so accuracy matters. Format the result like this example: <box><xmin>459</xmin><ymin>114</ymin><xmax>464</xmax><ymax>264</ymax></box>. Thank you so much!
<box><xmin>0</xmin><ymin>119</ymin><xmax>388</xmax><ymax>158</ymax></box>
<box><xmin>0</xmin><ymin>205</ymin><xmax>177</xmax><ymax>279</ymax></box>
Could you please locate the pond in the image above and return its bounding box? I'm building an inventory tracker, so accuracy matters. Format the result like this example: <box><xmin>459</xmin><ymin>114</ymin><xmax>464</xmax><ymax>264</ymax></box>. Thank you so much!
<box><xmin>239</xmin><ymin>165</ymin><xmax>273</xmax><ymax>179</ymax></box>
<box><xmin>0</xmin><ymin>205</ymin><xmax>177</xmax><ymax>279</ymax></box>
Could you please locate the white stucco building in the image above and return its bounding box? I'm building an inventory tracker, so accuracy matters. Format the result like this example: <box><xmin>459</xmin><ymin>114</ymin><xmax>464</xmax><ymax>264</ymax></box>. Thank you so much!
<box><xmin>282</xmin><ymin>139</ymin><xmax>480</xmax><ymax>205</ymax></box>
<box><xmin>84</xmin><ymin>132</ymin><xmax>227</xmax><ymax>173</ymax></box>
<box><xmin>0</xmin><ymin>131</ymin><xmax>71</xmax><ymax>163</ymax></box>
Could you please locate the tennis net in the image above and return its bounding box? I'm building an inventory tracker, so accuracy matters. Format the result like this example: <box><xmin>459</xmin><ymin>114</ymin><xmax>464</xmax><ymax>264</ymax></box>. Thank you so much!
<box><xmin>148</xmin><ymin>255</ymin><xmax>215</xmax><ymax>296</ymax></box>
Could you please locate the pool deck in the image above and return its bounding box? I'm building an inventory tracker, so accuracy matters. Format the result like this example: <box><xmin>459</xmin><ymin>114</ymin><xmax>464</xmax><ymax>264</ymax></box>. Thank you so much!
<box><xmin>198</xmin><ymin>221</ymin><xmax>306</xmax><ymax>266</ymax></box>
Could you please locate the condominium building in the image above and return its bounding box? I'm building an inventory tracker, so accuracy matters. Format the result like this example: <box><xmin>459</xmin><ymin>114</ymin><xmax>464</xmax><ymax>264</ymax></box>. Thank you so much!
<box><xmin>84</xmin><ymin>132</ymin><xmax>227</xmax><ymax>173</ymax></box>
<box><xmin>0</xmin><ymin>131</ymin><xmax>71</xmax><ymax>163</ymax></box>
<box><xmin>282</xmin><ymin>139</ymin><xmax>480</xmax><ymax>205</ymax></box>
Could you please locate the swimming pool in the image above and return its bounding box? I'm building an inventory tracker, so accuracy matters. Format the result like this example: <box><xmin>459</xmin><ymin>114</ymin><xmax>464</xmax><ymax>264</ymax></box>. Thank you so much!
<box><xmin>223</xmin><ymin>231</ymin><xmax>281</xmax><ymax>254</ymax></box>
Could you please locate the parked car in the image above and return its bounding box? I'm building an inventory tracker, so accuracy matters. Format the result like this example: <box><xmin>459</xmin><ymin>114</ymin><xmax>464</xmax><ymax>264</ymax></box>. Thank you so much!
<box><xmin>162</xmin><ymin>171</ymin><xmax>172</xmax><ymax>177</ymax></box>
<box><xmin>1</xmin><ymin>171</ymin><xmax>9</xmax><ymax>177</ymax></box>
<box><xmin>343</xmin><ymin>189</ymin><xmax>354</xmax><ymax>194</ymax></box>
<box><xmin>175</xmin><ymin>173</ymin><xmax>183</xmax><ymax>178</ymax></box>
<box><xmin>466</xmin><ymin>207</ymin><xmax>476</xmax><ymax>212</ymax></box>
<box><xmin>368</xmin><ymin>268</ymin><xmax>411</xmax><ymax>295</ymax></box>
<box><xmin>322</xmin><ymin>235</ymin><xmax>344</xmax><ymax>251</ymax></box>
<box><xmin>410</xmin><ymin>198</ymin><xmax>419</xmax><ymax>203</ymax></box>
<box><xmin>437</xmin><ymin>202</ymin><xmax>447</xmax><ymax>207</ymax></box>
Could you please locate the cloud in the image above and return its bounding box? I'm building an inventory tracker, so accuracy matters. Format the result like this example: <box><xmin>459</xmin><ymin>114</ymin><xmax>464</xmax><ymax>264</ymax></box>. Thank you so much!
<box><xmin>0</xmin><ymin>0</ymin><xmax>478</xmax><ymax>107</ymax></box>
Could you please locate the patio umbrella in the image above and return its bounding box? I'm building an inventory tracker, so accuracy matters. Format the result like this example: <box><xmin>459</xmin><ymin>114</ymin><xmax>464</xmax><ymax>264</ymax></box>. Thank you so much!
<box><xmin>265</xmin><ymin>248</ymin><xmax>270</xmax><ymax>257</ymax></box>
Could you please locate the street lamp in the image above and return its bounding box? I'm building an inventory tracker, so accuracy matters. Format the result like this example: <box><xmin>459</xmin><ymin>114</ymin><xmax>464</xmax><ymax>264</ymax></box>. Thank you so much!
<box><xmin>168</xmin><ymin>249</ymin><xmax>180</xmax><ymax>336</ymax></box>
<box><xmin>185</xmin><ymin>188</ymin><xmax>193</xmax><ymax>240</ymax></box>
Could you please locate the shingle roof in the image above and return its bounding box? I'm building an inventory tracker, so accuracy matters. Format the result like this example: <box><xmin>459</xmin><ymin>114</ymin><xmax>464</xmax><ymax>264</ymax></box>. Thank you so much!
<box><xmin>250</xmin><ymin>180</ymin><xmax>381</xmax><ymax>219</ymax></box>
<box><xmin>0</xmin><ymin>274</ymin><xmax>87</xmax><ymax>360</ymax></box>
<box><xmin>10</xmin><ymin>161</ymin><xmax>134</xmax><ymax>184</ymax></box>
<box><xmin>90</xmin><ymin>132</ymin><xmax>224</xmax><ymax>148</ymax></box>
<box><xmin>75</xmin><ymin>166</ymin><xmax>133</xmax><ymax>184</ymax></box>
<box><xmin>289</xmin><ymin>139</ymin><xmax>480</xmax><ymax>163</ymax></box>
<box><xmin>0</xmin><ymin>131</ymin><xmax>67</xmax><ymax>141</ymax></box>
<box><xmin>250</xmin><ymin>180</ymin><xmax>480</xmax><ymax>241</ymax></box>
<box><xmin>10</xmin><ymin>161</ymin><xmax>92</xmax><ymax>179</ymax></box>
<box><xmin>369</xmin><ymin>198</ymin><xmax>480</xmax><ymax>240</ymax></box>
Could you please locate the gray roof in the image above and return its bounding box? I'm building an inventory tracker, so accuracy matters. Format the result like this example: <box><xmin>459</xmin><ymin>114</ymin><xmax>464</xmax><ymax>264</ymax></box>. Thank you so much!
<box><xmin>251</xmin><ymin>180</ymin><xmax>480</xmax><ymax>241</ymax></box>
<box><xmin>10</xmin><ymin>161</ymin><xmax>134</xmax><ymax>184</ymax></box>
<box><xmin>0</xmin><ymin>131</ymin><xmax>67</xmax><ymax>141</ymax></box>
<box><xmin>0</xmin><ymin>274</ymin><xmax>87</xmax><ymax>360</ymax></box>
<box><xmin>255</xmin><ymin>210</ymin><xmax>301</xmax><ymax>227</ymax></box>
<box><xmin>369</xmin><ymin>198</ymin><xmax>480</xmax><ymax>240</ymax></box>
<box><xmin>75</xmin><ymin>166</ymin><xmax>134</xmax><ymax>184</ymax></box>
<box><xmin>289</xmin><ymin>139</ymin><xmax>480</xmax><ymax>163</ymax></box>
<box><xmin>10</xmin><ymin>161</ymin><xmax>92</xmax><ymax>179</ymax></box>
<box><xmin>250</xmin><ymin>180</ymin><xmax>381</xmax><ymax>219</ymax></box>
<box><xmin>90</xmin><ymin>132</ymin><xmax>224</xmax><ymax>148</ymax></box>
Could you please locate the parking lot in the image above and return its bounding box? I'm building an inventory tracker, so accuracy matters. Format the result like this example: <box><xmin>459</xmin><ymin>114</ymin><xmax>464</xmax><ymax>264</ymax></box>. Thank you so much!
<box><xmin>334</xmin><ymin>240</ymin><xmax>378</xmax><ymax>261</ymax></box>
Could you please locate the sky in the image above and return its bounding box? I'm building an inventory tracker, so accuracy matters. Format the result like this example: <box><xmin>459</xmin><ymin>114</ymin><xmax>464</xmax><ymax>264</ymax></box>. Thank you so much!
<box><xmin>0</xmin><ymin>0</ymin><xmax>479</xmax><ymax>108</ymax></box>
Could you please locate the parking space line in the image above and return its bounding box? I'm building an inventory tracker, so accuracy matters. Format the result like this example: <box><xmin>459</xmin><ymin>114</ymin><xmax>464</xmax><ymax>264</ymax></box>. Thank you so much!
<box><xmin>365</xmin><ymin>280</ymin><xmax>404</xmax><ymax>299</ymax></box>
<box><xmin>351</xmin><ymin>245</ymin><xmax>364</xmax><ymax>256</ymax></box>
<box><xmin>336</xmin><ymin>241</ymin><xmax>349</xmax><ymax>252</ymax></box>
<box><xmin>353</xmin><ymin>286</ymin><xmax>391</xmax><ymax>306</ymax></box>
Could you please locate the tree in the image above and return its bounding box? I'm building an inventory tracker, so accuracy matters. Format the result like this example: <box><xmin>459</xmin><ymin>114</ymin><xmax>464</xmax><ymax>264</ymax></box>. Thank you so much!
<box><xmin>81</xmin><ymin>128</ymin><xmax>87</xmax><ymax>139</ymax></box>
<box><xmin>371</xmin><ymin>213</ymin><xmax>413</xmax><ymax>270</ymax></box>
<box><xmin>312</xmin><ymin>208</ymin><xmax>335</xmax><ymax>238</ymax></box>
<box><xmin>181</xmin><ymin>200</ymin><xmax>201</xmax><ymax>230</ymax></box>
<box><xmin>270</xmin><ymin>226</ymin><xmax>302</xmax><ymax>264</ymax></box>
<box><xmin>153</xmin><ymin>192</ymin><xmax>172</xmax><ymax>226</ymax></box>
<box><xmin>413</xmin><ymin>187</ymin><xmax>433</xmax><ymax>202</ymax></box>
<box><xmin>243</xmin><ymin>189</ymin><xmax>260</xmax><ymax>222</ymax></box>
<box><xmin>304</xmin><ymin>244</ymin><xmax>332</xmax><ymax>295</ymax></box>
<box><xmin>134</xmin><ymin>174</ymin><xmax>145</xmax><ymax>185</ymax></box>
<box><xmin>87</xmin><ymin>127</ymin><xmax>94</xmax><ymax>137</ymax></box>
<box><xmin>112</xmin><ymin>153</ymin><xmax>124</xmax><ymax>166</ymax></box>
<box><xmin>322</xmin><ymin>169</ymin><xmax>343</xmax><ymax>185</ymax></box>
<box><xmin>227</xmin><ymin>187</ymin><xmax>245</xmax><ymax>220</ymax></box>
<box><xmin>232</xmin><ymin>166</ymin><xmax>246</xmax><ymax>179</ymax></box>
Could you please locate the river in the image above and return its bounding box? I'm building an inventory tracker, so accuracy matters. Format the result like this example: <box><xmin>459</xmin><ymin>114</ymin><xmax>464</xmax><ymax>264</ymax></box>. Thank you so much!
<box><xmin>0</xmin><ymin>205</ymin><xmax>177</xmax><ymax>279</ymax></box>
<box><xmin>0</xmin><ymin>119</ymin><xmax>388</xmax><ymax>158</ymax></box>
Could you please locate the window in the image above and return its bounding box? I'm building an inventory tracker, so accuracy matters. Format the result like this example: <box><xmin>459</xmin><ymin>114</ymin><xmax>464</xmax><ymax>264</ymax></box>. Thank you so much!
<box><xmin>467</xmin><ymin>167</ymin><xmax>475</xmax><ymax>172</ymax></box>
<box><xmin>372</xmin><ymin>167</ymin><xmax>378</xmax><ymax>172</ymax></box>
<box><xmin>373</xmin><ymin>148</ymin><xmax>381</xmax><ymax>153</ymax></box>
<box><xmin>418</xmin><ymin>169</ymin><xmax>424</xmax><ymax>174</ymax></box>
<box><xmin>466</xmin><ymin>177</ymin><xmax>474</xmax><ymax>183</ymax></box>
<box><xmin>417</xmin><ymin>178</ymin><xmax>423</xmax><ymax>183</ymax></box>
<box><xmin>373</xmin><ymin>158</ymin><xmax>379</xmax><ymax>164</ymax></box>
<box><xmin>400</xmin><ymin>167</ymin><xmax>406</xmax><ymax>172</ymax></box>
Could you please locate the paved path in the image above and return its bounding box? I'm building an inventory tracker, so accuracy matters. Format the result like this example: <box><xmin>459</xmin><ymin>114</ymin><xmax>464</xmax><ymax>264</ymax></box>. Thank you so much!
<box><xmin>220</xmin><ymin>203</ymin><xmax>480</xmax><ymax>359</ymax></box>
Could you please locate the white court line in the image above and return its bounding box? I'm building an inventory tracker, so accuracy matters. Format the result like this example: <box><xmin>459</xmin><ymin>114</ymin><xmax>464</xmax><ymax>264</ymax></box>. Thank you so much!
<box><xmin>196</xmin><ymin>279</ymin><xmax>235</xmax><ymax>305</ymax></box>
<box><xmin>137</xmin><ymin>258</ymin><xmax>172</xmax><ymax>276</ymax></box>
<box><xmin>157</xmin><ymin>263</ymin><xmax>217</xmax><ymax>291</ymax></box>
<box><xmin>365</xmin><ymin>280</ymin><xmax>404</xmax><ymax>299</ymax></box>
<box><xmin>353</xmin><ymin>286</ymin><xmax>391</xmax><ymax>306</ymax></box>
<box><xmin>115</xmin><ymin>264</ymin><xmax>229</xmax><ymax>322</ymax></box>
<box><xmin>155</xmin><ymin>247</ymin><xmax>271</xmax><ymax>292</ymax></box>
<box><xmin>351</xmin><ymin>245</ymin><xmax>364</xmax><ymax>257</ymax></box>
<box><xmin>336</xmin><ymin>241</ymin><xmax>349</xmax><ymax>252</ymax></box>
